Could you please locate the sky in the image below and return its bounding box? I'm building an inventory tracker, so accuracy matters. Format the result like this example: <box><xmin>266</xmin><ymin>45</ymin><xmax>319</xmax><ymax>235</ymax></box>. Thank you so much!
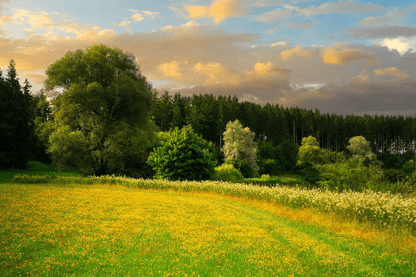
<box><xmin>1</xmin><ymin>0</ymin><xmax>416</xmax><ymax>117</ymax></box>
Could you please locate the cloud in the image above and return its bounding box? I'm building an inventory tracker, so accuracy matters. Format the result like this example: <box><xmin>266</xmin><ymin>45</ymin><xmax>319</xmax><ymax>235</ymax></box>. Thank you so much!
<box><xmin>380</xmin><ymin>37</ymin><xmax>415</xmax><ymax>55</ymax></box>
<box><xmin>141</xmin><ymin>11</ymin><xmax>160</xmax><ymax>20</ymax></box>
<box><xmin>131</xmin><ymin>13</ymin><xmax>144</xmax><ymax>22</ymax></box>
<box><xmin>159</xmin><ymin>21</ymin><xmax>200</xmax><ymax>32</ymax></box>
<box><xmin>284</xmin><ymin>0</ymin><xmax>383</xmax><ymax>16</ymax></box>
<box><xmin>0</xmin><ymin>14</ymin><xmax>11</xmax><ymax>26</ymax></box>
<box><xmin>374</xmin><ymin>66</ymin><xmax>409</xmax><ymax>79</ymax></box>
<box><xmin>286</xmin><ymin>20</ymin><xmax>320</xmax><ymax>29</ymax></box>
<box><xmin>118</xmin><ymin>21</ymin><xmax>131</xmax><ymax>27</ymax></box>
<box><xmin>11</xmin><ymin>9</ymin><xmax>53</xmax><ymax>28</ymax></box>
<box><xmin>186</xmin><ymin>0</ymin><xmax>247</xmax><ymax>25</ymax></box>
<box><xmin>255</xmin><ymin>8</ymin><xmax>292</xmax><ymax>22</ymax></box>
<box><xmin>320</xmin><ymin>43</ymin><xmax>379</xmax><ymax>65</ymax></box>
<box><xmin>341</xmin><ymin>25</ymin><xmax>416</xmax><ymax>39</ymax></box>
<box><xmin>280</xmin><ymin>45</ymin><xmax>311</xmax><ymax>61</ymax></box>
<box><xmin>267</xmin><ymin>27</ymin><xmax>278</xmax><ymax>34</ymax></box>
<box><xmin>271</xmin><ymin>41</ymin><xmax>287</xmax><ymax>47</ymax></box>
<box><xmin>358</xmin><ymin>6</ymin><xmax>415</xmax><ymax>27</ymax></box>
<box><xmin>194</xmin><ymin>62</ymin><xmax>229</xmax><ymax>84</ymax></box>
<box><xmin>157</xmin><ymin>60</ymin><xmax>182</xmax><ymax>79</ymax></box>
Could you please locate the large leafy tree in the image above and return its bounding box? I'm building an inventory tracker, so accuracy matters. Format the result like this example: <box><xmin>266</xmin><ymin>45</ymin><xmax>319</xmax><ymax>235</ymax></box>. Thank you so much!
<box><xmin>222</xmin><ymin>119</ymin><xmax>259</xmax><ymax>177</ymax></box>
<box><xmin>297</xmin><ymin>136</ymin><xmax>325</xmax><ymax>167</ymax></box>
<box><xmin>44</xmin><ymin>44</ymin><xmax>156</xmax><ymax>175</ymax></box>
<box><xmin>0</xmin><ymin>60</ymin><xmax>35</xmax><ymax>169</ymax></box>
<box><xmin>347</xmin><ymin>136</ymin><xmax>377</xmax><ymax>162</ymax></box>
<box><xmin>147</xmin><ymin>126</ymin><xmax>217</xmax><ymax>181</ymax></box>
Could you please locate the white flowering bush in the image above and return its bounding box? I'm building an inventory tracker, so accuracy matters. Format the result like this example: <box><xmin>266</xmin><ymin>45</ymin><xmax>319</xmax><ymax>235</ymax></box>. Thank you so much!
<box><xmin>13</xmin><ymin>174</ymin><xmax>416</xmax><ymax>233</ymax></box>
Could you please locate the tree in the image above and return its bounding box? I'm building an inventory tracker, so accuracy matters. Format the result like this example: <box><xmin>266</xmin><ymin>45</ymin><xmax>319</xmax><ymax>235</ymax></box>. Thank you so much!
<box><xmin>222</xmin><ymin>120</ymin><xmax>259</xmax><ymax>177</ymax></box>
<box><xmin>44</xmin><ymin>44</ymin><xmax>156</xmax><ymax>175</ymax></box>
<box><xmin>0</xmin><ymin>60</ymin><xmax>35</xmax><ymax>169</ymax></box>
<box><xmin>147</xmin><ymin>126</ymin><xmax>217</xmax><ymax>181</ymax></box>
<box><xmin>297</xmin><ymin>136</ymin><xmax>325</xmax><ymax>167</ymax></box>
<box><xmin>347</xmin><ymin>136</ymin><xmax>377</xmax><ymax>163</ymax></box>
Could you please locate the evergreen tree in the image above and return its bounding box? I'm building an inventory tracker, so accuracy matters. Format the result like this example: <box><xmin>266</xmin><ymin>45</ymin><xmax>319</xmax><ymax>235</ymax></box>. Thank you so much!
<box><xmin>0</xmin><ymin>61</ymin><xmax>35</xmax><ymax>169</ymax></box>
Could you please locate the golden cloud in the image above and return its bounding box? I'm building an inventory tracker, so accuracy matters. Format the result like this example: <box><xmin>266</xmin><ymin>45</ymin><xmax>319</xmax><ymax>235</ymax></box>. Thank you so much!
<box><xmin>374</xmin><ymin>66</ymin><xmax>408</xmax><ymax>79</ymax></box>
<box><xmin>157</xmin><ymin>61</ymin><xmax>182</xmax><ymax>79</ymax></box>
<box><xmin>320</xmin><ymin>45</ymin><xmax>379</xmax><ymax>65</ymax></box>
<box><xmin>0</xmin><ymin>15</ymin><xmax>12</xmax><ymax>26</ymax></box>
<box><xmin>280</xmin><ymin>45</ymin><xmax>311</xmax><ymax>61</ymax></box>
<box><xmin>194</xmin><ymin>62</ymin><xmax>229</xmax><ymax>84</ymax></box>
<box><xmin>131</xmin><ymin>13</ymin><xmax>144</xmax><ymax>22</ymax></box>
<box><xmin>186</xmin><ymin>0</ymin><xmax>246</xmax><ymax>25</ymax></box>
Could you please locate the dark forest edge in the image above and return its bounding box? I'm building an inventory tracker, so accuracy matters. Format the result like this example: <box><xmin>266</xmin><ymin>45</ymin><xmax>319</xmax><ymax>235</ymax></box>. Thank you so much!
<box><xmin>1</xmin><ymin>45</ymin><xmax>416</xmax><ymax>197</ymax></box>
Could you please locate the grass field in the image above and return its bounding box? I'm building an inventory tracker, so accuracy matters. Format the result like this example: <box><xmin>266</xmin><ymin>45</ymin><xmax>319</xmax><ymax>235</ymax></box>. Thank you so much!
<box><xmin>0</xmin><ymin>169</ymin><xmax>81</xmax><ymax>183</ymax></box>
<box><xmin>1</xmin><ymin>181</ymin><xmax>415</xmax><ymax>276</ymax></box>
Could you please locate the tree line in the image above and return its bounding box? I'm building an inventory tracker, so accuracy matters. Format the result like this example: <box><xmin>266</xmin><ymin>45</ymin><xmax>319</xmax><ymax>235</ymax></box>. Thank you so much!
<box><xmin>153</xmin><ymin>91</ymin><xmax>416</xmax><ymax>157</ymax></box>
<box><xmin>2</xmin><ymin>44</ymin><xmax>416</xmax><ymax>177</ymax></box>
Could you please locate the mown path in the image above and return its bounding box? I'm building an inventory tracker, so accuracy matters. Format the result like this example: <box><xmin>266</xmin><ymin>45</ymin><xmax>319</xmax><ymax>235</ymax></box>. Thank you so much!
<box><xmin>1</xmin><ymin>183</ymin><xmax>415</xmax><ymax>276</ymax></box>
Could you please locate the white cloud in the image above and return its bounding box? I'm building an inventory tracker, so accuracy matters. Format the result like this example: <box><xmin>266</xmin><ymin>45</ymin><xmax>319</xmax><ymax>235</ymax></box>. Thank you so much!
<box><xmin>380</xmin><ymin>37</ymin><xmax>416</xmax><ymax>56</ymax></box>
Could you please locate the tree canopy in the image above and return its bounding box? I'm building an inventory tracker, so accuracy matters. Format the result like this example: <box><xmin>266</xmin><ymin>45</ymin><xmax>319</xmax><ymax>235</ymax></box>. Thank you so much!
<box><xmin>222</xmin><ymin>119</ymin><xmax>259</xmax><ymax>176</ymax></box>
<box><xmin>44</xmin><ymin>45</ymin><xmax>156</xmax><ymax>175</ymax></box>
<box><xmin>147</xmin><ymin>126</ymin><xmax>217</xmax><ymax>181</ymax></box>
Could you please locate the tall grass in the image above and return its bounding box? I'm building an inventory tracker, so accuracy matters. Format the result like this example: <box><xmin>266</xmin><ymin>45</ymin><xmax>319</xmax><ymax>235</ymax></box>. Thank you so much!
<box><xmin>12</xmin><ymin>175</ymin><xmax>416</xmax><ymax>234</ymax></box>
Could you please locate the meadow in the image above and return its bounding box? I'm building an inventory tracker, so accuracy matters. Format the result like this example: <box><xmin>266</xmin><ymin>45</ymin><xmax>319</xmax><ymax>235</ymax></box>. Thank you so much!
<box><xmin>1</xmin><ymin>171</ymin><xmax>415</xmax><ymax>276</ymax></box>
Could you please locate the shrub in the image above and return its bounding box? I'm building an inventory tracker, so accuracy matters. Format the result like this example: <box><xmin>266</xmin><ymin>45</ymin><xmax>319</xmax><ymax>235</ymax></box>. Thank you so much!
<box><xmin>314</xmin><ymin>159</ymin><xmax>384</xmax><ymax>192</ymax></box>
<box><xmin>147</xmin><ymin>126</ymin><xmax>217</xmax><ymax>181</ymax></box>
<box><xmin>13</xmin><ymin>174</ymin><xmax>57</xmax><ymax>183</ymax></box>
<box><xmin>383</xmin><ymin>169</ymin><xmax>406</xmax><ymax>184</ymax></box>
<box><xmin>402</xmin><ymin>159</ymin><xmax>415</xmax><ymax>174</ymax></box>
<box><xmin>212</xmin><ymin>163</ymin><xmax>244</xmax><ymax>183</ymax></box>
<box><xmin>27</xmin><ymin>161</ymin><xmax>55</xmax><ymax>171</ymax></box>
<box><xmin>261</xmin><ymin>174</ymin><xmax>270</xmax><ymax>179</ymax></box>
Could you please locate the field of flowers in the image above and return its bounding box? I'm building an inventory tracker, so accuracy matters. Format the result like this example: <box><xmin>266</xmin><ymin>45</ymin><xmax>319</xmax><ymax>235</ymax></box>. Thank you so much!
<box><xmin>1</xmin><ymin>181</ymin><xmax>416</xmax><ymax>276</ymax></box>
<box><xmin>13</xmin><ymin>174</ymin><xmax>416</xmax><ymax>234</ymax></box>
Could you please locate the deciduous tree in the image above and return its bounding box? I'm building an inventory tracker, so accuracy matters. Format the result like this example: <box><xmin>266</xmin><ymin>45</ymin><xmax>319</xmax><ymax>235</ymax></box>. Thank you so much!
<box><xmin>222</xmin><ymin>119</ymin><xmax>259</xmax><ymax>177</ymax></box>
<box><xmin>44</xmin><ymin>44</ymin><xmax>156</xmax><ymax>175</ymax></box>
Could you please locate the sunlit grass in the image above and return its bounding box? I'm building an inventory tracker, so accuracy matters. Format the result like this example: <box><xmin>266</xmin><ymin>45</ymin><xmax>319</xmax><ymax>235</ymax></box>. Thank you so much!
<box><xmin>12</xmin><ymin>174</ymin><xmax>416</xmax><ymax>234</ymax></box>
<box><xmin>1</xmin><ymin>183</ymin><xmax>415</xmax><ymax>276</ymax></box>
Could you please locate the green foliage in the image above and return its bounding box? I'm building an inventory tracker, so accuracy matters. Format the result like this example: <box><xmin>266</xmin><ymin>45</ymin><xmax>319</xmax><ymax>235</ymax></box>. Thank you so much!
<box><xmin>26</xmin><ymin>161</ymin><xmax>55</xmax><ymax>171</ymax></box>
<box><xmin>44</xmin><ymin>45</ymin><xmax>156</xmax><ymax>176</ymax></box>
<box><xmin>212</xmin><ymin>163</ymin><xmax>244</xmax><ymax>183</ymax></box>
<box><xmin>147</xmin><ymin>126</ymin><xmax>217</xmax><ymax>181</ymax></box>
<box><xmin>297</xmin><ymin>136</ymin><xmax>325</xmax><ymax>167</ymax></box>
<box><xmin>383</xmin><ymin>169</ymin><xmax>407</xmax><ymax>184</ymax></box>
<box><xmin>0</xmin><ymin>61</ymin><xmax>37</xmax><ymax>169</ymax></box>
<box><xmin>257</xmin><ymin>141</ymin><xmax>284</xmax><ymax>175</ymax></box>
<box><xmin>347</xmin><ymin>136</ymin><xmax>376</xmax><ymax>162</ymax></box>
<box><xmin>222</xmin><ymin>120</ymin><xmax>259</xmax><ymax>176</ymax></box>
<box><xmin>13</xmin><ymin>174</ymin><xmax>57</xmax><ymax>184</ymax></box>
<box><xmin>402</xmin><ymin>159</ymin><xmax>416</xmax><ymax>174</ymax></box>
<box><xmin>261</xmin><ymin>174</ymin><xmax>270</xmax><ymax>179</ymax></box>
<box><xmin>314</xmin><ymin>160</ymin><xmax>384</xmax><ymax>192</ymax></box>
<box><xmin>259</xmin><ymin>159</ymin><xmax>280</xmax><ymax>176</ymax></box>
<box><xmin>226</xmin><ymin>159</ymin><xmax>254</xmax><ymax>178</ymax></box>
<box><xmin>48</xmin><ymin>126</ymin><xmax>95</xmax><ymax>175</ymax></box>
<box><xmin>277</xmin><ymin>141</ymin><xmax>299</xmax><ymax>172</ymax></box>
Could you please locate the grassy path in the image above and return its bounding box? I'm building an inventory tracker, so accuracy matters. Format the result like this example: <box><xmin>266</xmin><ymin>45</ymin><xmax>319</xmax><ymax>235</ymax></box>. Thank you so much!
<box><xmin>1</xmin><ymin>183</ymin><xmax>415</xmax><ymax>276</ymax></box>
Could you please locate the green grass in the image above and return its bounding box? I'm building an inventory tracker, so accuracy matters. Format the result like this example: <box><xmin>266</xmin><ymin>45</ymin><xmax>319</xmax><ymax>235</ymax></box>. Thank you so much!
<box><xmin>1</xmin><ymin>183</ymin><xmax>415</xmax><ymax>276</ymax></box>
<box><xmin>0</xmin><ymin>168</ymin><xmax>82</xmax><ymax>183</ymax></box>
